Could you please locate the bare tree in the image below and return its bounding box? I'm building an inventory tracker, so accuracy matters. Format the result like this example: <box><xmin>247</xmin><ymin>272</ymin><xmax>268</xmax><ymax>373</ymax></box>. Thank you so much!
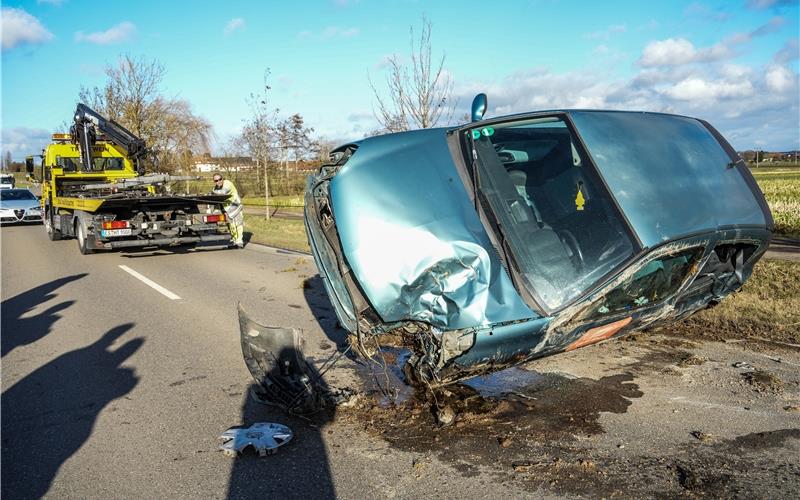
<box><xmin>79</xmin><ymin>55</ymin><xmax>212</xmax><ymax>173</ymax></box>
<box><xmin>3</xmin><ymin>151</ymin><xmax>11</xmax><ymax>171</ymax></box>
<box><xmin>240</xmin><ymin>69</ymin><xmax>280</xmax><ymax>219</ymax></box>
<box><xmin>314</xmin><ymin>139</ymin><xmax>338</xmax><ymax>163</ymax></box>
<box><xmin>369</xmin><ymin>16</ymin><xmax>455</xmax><ymax>132</ymax></box>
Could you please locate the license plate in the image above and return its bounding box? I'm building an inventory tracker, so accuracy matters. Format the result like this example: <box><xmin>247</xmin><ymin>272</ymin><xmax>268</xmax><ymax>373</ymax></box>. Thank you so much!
<box><xmin>101</xmin><ymin>229</ymin><xmax>132</xmax><ymax>237</ymax></box>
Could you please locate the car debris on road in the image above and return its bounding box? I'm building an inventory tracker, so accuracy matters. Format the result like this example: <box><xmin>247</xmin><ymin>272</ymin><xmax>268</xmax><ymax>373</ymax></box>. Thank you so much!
<box><xmin>218</xmin><ymin>422</ymin><xmax>293</xmax><ymax>457</ymax></box>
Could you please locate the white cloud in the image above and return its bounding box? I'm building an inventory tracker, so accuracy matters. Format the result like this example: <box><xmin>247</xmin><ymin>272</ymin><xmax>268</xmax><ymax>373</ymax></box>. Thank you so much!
<box><xmin>75</xmin><ymin>21</ymin><xmax>136</xmax><ymax>45</ymax></box>
<box><xmin>451</xmin><ymin>36</ymin><xmax>800</xmax><ymax>150</ymax></box>
<box><xmin>1</xmin><ymin>127</ymin><xmax>53</xmax><ymax>161</ymax></box>
<box><xmin>719</xmin><ymin>64</ymin><xmax>753</xmax><ymax>79</ymax></box>
<box><xmin>765</xmin><ymin>65</ymin><xmax>795</xmax><ymax>92</ymax></box>
<box><xmin>640</xmin><ymin>38</ymin><xmax>701</xmax><ymax>66</ymax></box>
<box><xmin>224</xmin><ymin>18</ymin><xmax>245</xmax><ymax>35</ymax></box>
<box><xmin>1</xmin><ymin>7</ymin><xmax>53</xmax><ymax>51</ymax></box>
<box><xmin>664</xmin><ymin>77</ymin><xmax>754</xmax><ymax>100</ymax></box>
<box><xmin>640</xmin><ymin>18</ymin><xmax>785</xmax><ymax>68</ymax></box>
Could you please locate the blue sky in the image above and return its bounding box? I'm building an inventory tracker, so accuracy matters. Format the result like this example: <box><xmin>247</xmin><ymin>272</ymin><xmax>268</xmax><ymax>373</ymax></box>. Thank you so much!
<box><xmin>2</xmin><ymin>0</ymin><xmax>798</xmax><ymax>160</ymax></box>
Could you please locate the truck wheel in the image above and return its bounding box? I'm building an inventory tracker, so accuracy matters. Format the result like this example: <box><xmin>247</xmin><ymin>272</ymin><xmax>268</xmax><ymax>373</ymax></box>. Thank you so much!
<box><xmin>45</xmin><ymin>209</ymin><xmax>62</xmax><ymax>241</ymax></box>
<box><xmin>76</xmin><ymin>220</ymin><xmax>94</xmax><ymax>255</ymax></box>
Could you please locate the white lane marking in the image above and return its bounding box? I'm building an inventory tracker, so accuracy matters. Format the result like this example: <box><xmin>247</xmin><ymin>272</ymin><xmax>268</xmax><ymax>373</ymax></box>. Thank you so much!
<box><xmin>118</xmin><ymin>265</ymin><xmax>181</xmax><ymax>300</ymax></box>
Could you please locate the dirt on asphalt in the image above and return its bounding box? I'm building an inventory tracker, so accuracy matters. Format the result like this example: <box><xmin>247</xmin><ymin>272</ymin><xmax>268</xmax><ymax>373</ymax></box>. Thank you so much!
<box><xmin>327</xmin><ymin>329</ymin><xmax>799</xmax><ymax>498</ymax></box>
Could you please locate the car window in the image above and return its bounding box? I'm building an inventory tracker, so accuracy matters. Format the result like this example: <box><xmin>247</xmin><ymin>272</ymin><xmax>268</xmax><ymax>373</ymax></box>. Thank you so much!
<box><xmin>579</xmin><ymin>248</ymin><xmax>703</xmax><ymax>321</ymax></box>
<box><xmin>57</xmin><ymin>156</ymin><xmax>81</xmax><ymax>171</ymax></box>
<box><xmin>92</xmin><ymin>157</ymin><xmax>124</xmax><ymax>171</ymax></box>
<box><xmin>470</xmin><ymin>116</ymin><xmax>636</xmax><ymax>311</ymax></box>
<box><xmin>0</xmin><ymin>189</ymin><xmax>36</xmax><ymax>201</ymax></box>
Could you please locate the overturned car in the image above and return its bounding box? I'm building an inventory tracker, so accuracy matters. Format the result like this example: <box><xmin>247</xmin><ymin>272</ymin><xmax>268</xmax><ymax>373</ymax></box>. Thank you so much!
<box><xmin>242</xmin><ymin>96</ymin><xmax>772</xmax><ymax>400</ymax></box>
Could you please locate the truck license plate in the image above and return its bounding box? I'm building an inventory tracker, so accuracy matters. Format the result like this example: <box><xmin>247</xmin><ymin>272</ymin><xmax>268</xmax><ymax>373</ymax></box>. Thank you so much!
<box><xmin>101</xmin><ymin>229</ymin><xmax>132</xmax><ymax>237</ymax></box>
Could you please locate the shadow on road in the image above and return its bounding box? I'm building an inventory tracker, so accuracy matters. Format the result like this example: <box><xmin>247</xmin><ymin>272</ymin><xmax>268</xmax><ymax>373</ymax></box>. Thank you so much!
<box><xmin>1</xmin><ymin>324</ymin><xmax>143</xmax><ymax>499</ymax></box>
<box><xmin>118</xmin><ymin>243</ymin><xmax>233</xmax><ymax>259</ymax></box>
<box><xmin>226</xmin><ymin>358</ymin><xmax>336</xmax><ymax>498</ymax></box>
<box><xmin>303</xmin><ymin>275</ymin><xmax>352</xmax><ymax>356</ymax></box>
<box><xmin>1</xmin><ymin>273</ymin><xmax>87</xmax><ymax>357</ymax></box>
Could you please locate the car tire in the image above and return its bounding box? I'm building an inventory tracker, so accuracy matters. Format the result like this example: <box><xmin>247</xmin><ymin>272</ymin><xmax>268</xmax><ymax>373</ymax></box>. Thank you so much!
<box><xmin>45</xmin><ymin>208</ymin><xmax>62</xmax><ymax>241</ymax></box>
<box><xmin>76</xmin><ymin>220</ymin><xmax>93</xmax><ymax>255</ymax></box>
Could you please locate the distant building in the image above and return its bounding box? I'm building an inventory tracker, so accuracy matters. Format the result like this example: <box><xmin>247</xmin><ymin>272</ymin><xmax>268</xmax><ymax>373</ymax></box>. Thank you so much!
<box><xmin>192</xmin><ymin>154</ymin><xmax>255</xmax><ymax>173</ymax></box>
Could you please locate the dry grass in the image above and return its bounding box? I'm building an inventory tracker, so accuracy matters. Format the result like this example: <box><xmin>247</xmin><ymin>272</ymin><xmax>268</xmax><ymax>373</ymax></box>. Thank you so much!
<box><xmin>751</xmin><ymin>168</ymin><xmax>800</xmax><ymax>238</ymax></box>
<box><xmin>670</xmin><ymin>259</ymin><xmax>800</xmax><ymax>344</ymax></box>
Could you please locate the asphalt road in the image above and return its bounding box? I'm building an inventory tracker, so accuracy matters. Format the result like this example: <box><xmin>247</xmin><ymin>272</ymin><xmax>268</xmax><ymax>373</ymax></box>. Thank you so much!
<box><xmin>2</xmin><ymin>223</ymin><xmax>799</xmax><ymax>499</ymax></box>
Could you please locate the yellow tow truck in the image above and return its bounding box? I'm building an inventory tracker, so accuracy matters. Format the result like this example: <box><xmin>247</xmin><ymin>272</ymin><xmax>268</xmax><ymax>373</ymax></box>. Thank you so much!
<box><xmin>26</xmin><ymin>104</ymin><xmax>232</xmax><ymax>254</ymax></box>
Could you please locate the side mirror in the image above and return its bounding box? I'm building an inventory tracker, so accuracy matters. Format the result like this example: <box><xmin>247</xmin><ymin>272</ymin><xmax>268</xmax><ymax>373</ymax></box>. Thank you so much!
<box><xmin>471</xmin><ymin>93</ymin><xmax>488</xmax><ymax>122</ymax></box>
<box><xmin>25</xmin><ymin>156</ymin><xmax>34</xmax><ymax>174</ymax></box>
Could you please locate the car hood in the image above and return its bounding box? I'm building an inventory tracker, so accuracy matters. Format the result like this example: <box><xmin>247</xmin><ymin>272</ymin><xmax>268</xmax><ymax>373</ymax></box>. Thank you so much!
<box><xmin>0</xmin><ymin>199</ymin><xmax>39</xmax><ymax>210</ymax></box>
<box><xmin>327</xmin><ymin>128</ymin><xmax>536</xmax><ymax>329</ymax></box>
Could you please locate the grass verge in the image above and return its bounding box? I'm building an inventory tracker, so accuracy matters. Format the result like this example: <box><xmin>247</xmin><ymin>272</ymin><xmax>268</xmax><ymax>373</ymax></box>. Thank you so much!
<box><xmin>244</xmin><ymin>214</ymin><xmax>310</xmax><ymax>253</ymax></box>
<box><xmin>669</xmin><ymin>259</ymin><xmax>800</xmax><ymax>344</ymax></box>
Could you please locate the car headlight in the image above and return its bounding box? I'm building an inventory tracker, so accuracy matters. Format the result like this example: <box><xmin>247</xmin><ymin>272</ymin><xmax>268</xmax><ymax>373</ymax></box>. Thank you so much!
<box><xmin>28</xmin><ymin>206</ymin><xmax>41</xmax><ymax>212</ymax></box>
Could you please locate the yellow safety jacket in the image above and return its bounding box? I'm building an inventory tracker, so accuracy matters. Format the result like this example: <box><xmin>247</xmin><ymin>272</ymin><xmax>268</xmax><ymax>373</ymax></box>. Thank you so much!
<box><xmin>213</xmin><ymin>179</ymin><xmax>242</xmax><ymax>218</ymax></box>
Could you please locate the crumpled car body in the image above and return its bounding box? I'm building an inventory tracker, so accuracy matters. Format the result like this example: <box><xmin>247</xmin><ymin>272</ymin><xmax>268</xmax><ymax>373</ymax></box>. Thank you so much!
<box><xmin>300</xmin><ymin>110</ymin><xmax>772</xmax><ymax>386</ymax></box>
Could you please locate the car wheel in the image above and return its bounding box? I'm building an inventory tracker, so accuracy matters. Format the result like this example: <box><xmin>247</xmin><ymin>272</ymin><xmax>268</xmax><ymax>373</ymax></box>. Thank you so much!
<box><xmin>45</xmin><ymin>209</ymin><xmax>61</xmax><ymax>241</ymax></box>
<box><xmin>76</xmin><ymin>220</ymin><xmax>93</xmax><ymax>255</ymax></box>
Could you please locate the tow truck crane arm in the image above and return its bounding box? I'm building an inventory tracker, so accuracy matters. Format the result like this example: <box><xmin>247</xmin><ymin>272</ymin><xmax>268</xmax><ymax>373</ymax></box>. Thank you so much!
<box><xmin>71</xmin><ymin>103</ymin><xmax>151</xmax><ymax>172</ymax></box>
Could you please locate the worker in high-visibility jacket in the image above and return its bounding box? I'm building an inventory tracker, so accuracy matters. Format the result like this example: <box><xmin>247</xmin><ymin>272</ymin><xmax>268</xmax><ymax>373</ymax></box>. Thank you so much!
<box><xmin>212</xmin><ymin>173</ymin><xmax>244</xmax><ymax>248</ymax></box>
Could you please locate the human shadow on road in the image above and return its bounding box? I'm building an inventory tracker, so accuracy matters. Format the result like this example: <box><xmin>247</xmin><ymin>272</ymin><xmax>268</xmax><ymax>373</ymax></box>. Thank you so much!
<box><xmin>1</xmin><ymin>273</ymin><xmax>87</xmax><ymax>358</ymax></box>
<box><xmin>226</xmin><ymin>349</ymin><xmax>336</xmax><ymax>499</ymax></box>
<box><xmin>1</xmin><ymin>324</ymin><xmax>143</xmax><ymax>500</ymax></box>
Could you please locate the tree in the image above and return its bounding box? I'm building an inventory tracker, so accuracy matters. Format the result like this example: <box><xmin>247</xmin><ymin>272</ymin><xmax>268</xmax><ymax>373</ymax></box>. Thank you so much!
<box><xmin>3</xmin><ymin>151</ymin><xmax>11</xmax><ymax>171</ymax></box>
<box><xmin>369</xmin><ymin>16</ymin><xmax>455</xmax><ymax>132</ymax></box>
<box><xmin>288</xmin><ymin>114</ymin><xmax>314</xmax><ymax>164</ymax></box>
<box><xmin>240</xmin><ymin>69</ymin><xmax>280</xmax><ymax>220</ymax></box>
<box><xmin>79</xmin><ymin>55</ymin><xmax>212</xmax><ymax>173</ymax></box>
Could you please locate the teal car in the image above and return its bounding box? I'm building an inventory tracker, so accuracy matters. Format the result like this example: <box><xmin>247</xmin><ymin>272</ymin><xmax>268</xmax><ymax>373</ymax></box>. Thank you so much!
<box><xmin>241</xmin><ymin>96</ymin><xmax>772</xmax><ymax>405</ymax></box>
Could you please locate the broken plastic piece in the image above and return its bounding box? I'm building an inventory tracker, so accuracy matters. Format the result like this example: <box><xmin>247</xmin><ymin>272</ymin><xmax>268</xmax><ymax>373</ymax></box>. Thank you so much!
<box><xmin>218</xmin><ymin>422</ymin><xmax>293</xmax><ymax>457</ymax></box>
<box><xmin>238</xmin><ymin>303</ymin><xmax>324</xmax><ymax>414</ymax></box>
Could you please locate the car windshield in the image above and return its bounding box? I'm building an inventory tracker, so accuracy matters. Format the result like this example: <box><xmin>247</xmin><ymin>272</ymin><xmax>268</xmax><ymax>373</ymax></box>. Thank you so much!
<box><xmin>470</xmin><ymin>116</ymin><xmax>635</xmax><ymax>310</ymax></box>
<box><xmin>0</xmin><ymin>189</ymin><xmax>36</xmax><ymax>201</ymax></box>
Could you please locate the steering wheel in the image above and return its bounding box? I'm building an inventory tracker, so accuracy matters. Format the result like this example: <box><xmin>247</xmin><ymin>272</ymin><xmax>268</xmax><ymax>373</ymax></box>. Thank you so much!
<box><xmin>558</xmin><ymin>229</ymin><xmax>585</xmax><ymax>270</ymax></box>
